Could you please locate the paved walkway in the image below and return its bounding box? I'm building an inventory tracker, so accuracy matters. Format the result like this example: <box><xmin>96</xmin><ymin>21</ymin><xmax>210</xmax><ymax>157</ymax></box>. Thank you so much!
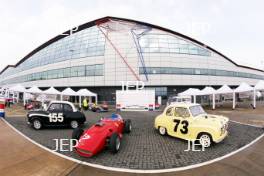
<box><xmin>0</xmin><ymin>118</ymin><xmax>264</xmax><ymax>176</ymax></box>
<box><xmin>0</xmin><ymin>119</ymin><xmax>77</xmax><ymax>176</ymax></box>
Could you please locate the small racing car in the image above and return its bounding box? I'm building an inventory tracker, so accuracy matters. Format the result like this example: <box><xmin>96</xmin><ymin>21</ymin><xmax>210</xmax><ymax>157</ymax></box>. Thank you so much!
<box><xmin>155</xmin><ymin>103</ymin><xmax>229</xmax><ymax>147</ymax></box>
<box><xmin>72</xmin><ymin>114</ymin><xmax>131</xmax><ymax>157</ymax></box>
<box><xmin>101</xmin><ymin>101</ymin><xmax>109</xmax><ymax>111</ymax></box>
<box><xmin>25</xmin><ymin>100</ymin><xmax>41</xmax><ymax>110</ymax></box>
<box><xmin>27</xmin><ymin>101</ymin><xmax>86</xmax><ymax>130</ymax></box>
<box><xmin>89</xmin><ymin>103</ymin><xmax>108</xmax><ymax>112</ymax></box>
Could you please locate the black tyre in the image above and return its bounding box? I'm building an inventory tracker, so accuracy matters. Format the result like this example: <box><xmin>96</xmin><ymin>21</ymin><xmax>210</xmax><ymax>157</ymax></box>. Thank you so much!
<box><xmin>32</xmin><ymin>118</ymin><xmax>42</xmax><ymax>130</ymax></box>
<box><xmin>70</xmin><ymin>120</ymin><xmax>79</xmax><ymax>129</ymax></box>
<box><xmin>72</xmin><ymin>128</ymin><xmax>84</xmax><ymax>145</ymax></box>
<box><xmin>109</xmin><ymin>133</ymin><xmax>120</xmax><ymax>153</ymax></box>
<box><xmin>124</xmin><ymin>119</ymin><xmax>132</xmax><ymax>133</ymax></box>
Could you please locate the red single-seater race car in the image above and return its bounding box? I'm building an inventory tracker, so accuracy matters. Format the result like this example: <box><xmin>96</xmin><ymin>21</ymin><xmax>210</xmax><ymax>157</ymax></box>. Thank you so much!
<box><xmin>72</xmin><ymin>114</ymin><xmax>131</xmax><ymax>157</ymax></box>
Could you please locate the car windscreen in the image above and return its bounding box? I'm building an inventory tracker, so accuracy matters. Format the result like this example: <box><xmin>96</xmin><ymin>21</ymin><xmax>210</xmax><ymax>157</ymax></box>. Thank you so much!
<box><xmin>190</xmin><ymin>105</ymin><xmax>206</xmax><ymax>117</ymax></box>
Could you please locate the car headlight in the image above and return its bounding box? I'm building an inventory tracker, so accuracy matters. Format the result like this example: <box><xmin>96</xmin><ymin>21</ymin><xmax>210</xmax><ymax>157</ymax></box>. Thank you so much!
<box><xmin>220</xmin><ymin>122</ymin><xmax>228</xmax><ymax>135</ymax></box>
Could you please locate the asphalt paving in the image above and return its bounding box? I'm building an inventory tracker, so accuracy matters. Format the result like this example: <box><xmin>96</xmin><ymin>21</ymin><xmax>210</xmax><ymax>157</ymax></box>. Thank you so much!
<box><xmin>5</xmin><ymin>110</ymin><xmax>264</xmax><ymax>170</ymax></box>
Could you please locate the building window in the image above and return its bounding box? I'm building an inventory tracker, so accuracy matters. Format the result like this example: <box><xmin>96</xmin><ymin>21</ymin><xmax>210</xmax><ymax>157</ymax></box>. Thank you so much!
<box><xmin>139</xmin><ymin>67</ymin><xmax>264</xmax><ymax>80</ymax></box>
<box><xmin>86</xmin><ymin>64</ymin><xmax>104</xmax><ymax>76</ymax></box>
<box><xmin>0</xmin><ymin>64</ymin><xmax>105</xmax><ymax>84</ymax></box>
<box><xmin>139</xmin><ymin>34</ymin><xmax>211</xmax><ymax>56</ymax></box>
<box><xmin>3</xmin><ymin>26</ymin><xmax>106</xmax><ymax>78</ymax></box>
<box><xmin>70</xmin><ymin>66</ymin><xmax>85</xmax><ymax>77</ymax></box>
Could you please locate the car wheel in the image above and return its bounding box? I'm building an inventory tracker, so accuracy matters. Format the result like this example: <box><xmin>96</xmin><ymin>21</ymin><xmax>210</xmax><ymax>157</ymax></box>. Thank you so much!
<box><xmin>109</xmin><ymin>133</ymin><xmax>120</xmax><ymax>153</ymax></box>
<box><xmin>32</xmin><ymin>119</ymin><xmax>42</xmax><ymax>130</ymax></box>
<box><xmin>159</xmin><ymin>126</ymin><xmax>167</xmax><ymax>136</ymax></box>
<box><xmin>72</xmin><ymin>128</ymin><xmax>84</xmax><ymax>145</ymax></box>
<box><xmin>124</xmin><ymin>119</ymin><xmax>132</xmax><ymax>133</ymax></box>
<box><xmin>70</xmin><ymin>120</ymin><xmax>79</xmax><ymax>129</ymax></box>
<box><xmin>198</xmin><ymin>133</ymin><xmax>212</xmax><ymax>147</ymax></box>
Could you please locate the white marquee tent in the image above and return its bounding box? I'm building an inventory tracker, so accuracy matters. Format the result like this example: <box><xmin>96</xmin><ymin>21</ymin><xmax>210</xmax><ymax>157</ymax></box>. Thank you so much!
<box><xmin>61</xmin><ymin>88</ymin><xmax>77</xmax><ymax>96</ymax></box>
<box><xmin>61</xmin><ymin>88</ymin><xmax>77</xmax><ymax>101</ymax></box>
<box><xmin>233</xmin><ymin>82</ymin><xmax>253</xmax><ymax>109</ymax></box>
<box><xmin>9</xmin><ymin>84</ymin><xmax>27</xmax><ymax>103</ymax></box>
<box><xmin>9</xmin><ymin>84</ymin><xmax>26</xmax><ymax>92</ymax></box>
<box><xmin>253</xmin><ymin>80</ymin><xmax>264</xmax><ymax>108</ymax></box>
<box><xmin>216</xmin><ymin>84</ymin><xmax>233</xmax><ymax>94</ymax></box>
<box><xmin>254</xmin><ymin>80</ymin><xmax>264</xmax><ymax>90</ymax></box>
<box><xmin>234</xmin><ymin>82</ymin><xmax>253</xmax><ymax>93</ymax></box>
<box><xmin>77</xmin><ymin>89</ymin><xmax>97</xmax><ymax>107</ymax></box>
<box><xmin>199</xmin><ymin>87</ymin><xmax>216</xmax><ymax>95</ymax></box>
<box><xmin>43</xmin><ymin>87</ymin><xmax>61</xmax><ymax>95</ymax></box>
<box><xmin>178</xmin><ymin>88</ymin><xmax>201</xmax><ymax>104</ymax></box>
<box><xmin>199</xmin><ymin>87</ymin><xmax>216</xmax><ymax>109</ymax></box>
<box><xmin>26</xmin><ymin>86</ymin><xmax>43</xmax><ymax>94</ymax></box>
<box><xmin>77</xmin><ymin>89</ymin><xmax>97</xmax><ymax>96</ymax></box>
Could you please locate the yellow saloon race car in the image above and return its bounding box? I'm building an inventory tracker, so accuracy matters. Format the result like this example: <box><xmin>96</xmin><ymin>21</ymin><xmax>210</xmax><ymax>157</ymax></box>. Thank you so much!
<box><xmin>154</xmin><ymin>103</ymin><xmax>229</xmax><ymax>147</ymax></box>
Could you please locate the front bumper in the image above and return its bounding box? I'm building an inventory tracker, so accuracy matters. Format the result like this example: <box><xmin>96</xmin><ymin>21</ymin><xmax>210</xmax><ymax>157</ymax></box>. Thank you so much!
<box><xmin>75</xmin><ymin>147</ymin><xmax>94</xmax><ymax>157</ymax></box>
<box><xmin>214</xmin><ymin>131</ymin><xmax>228</xmax><ymax>143</ymax></box>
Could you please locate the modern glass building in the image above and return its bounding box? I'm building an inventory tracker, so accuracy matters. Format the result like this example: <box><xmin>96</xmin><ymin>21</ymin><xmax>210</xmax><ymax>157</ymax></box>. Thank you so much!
<box><xmin>1</xmin><ymin>16</ymin><xmax>263</xmax><ymax>103</ymax></box>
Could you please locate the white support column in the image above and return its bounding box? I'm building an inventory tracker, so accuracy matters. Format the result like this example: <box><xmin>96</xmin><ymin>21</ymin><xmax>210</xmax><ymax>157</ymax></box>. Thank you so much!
<box><xmin>60</xmin><ymin>94</ymin><xmax>63</xmax><ymax>101</ymax></box>
<box><xmin>89</xmin><ymin>96</ymin><xmax>92</xmax><ymax>104</ymax></box>
<box><xmin>193</xmin><ymin>95</ymin><xmax>196</xmax><ymax>104</ymax></box>
<box><xmin>212</xmin><ymin>93</ymin><xmax>215</xmax><ymax>110</ymax></box>
<box><xmin>232</xmin><ymin>91</ymin><xmax>236</xmax><ymax>110</ymax></box>
<box><xmin>253</xmin><ymin>88</ymin><xmax>256</xmax><ymax>109</ymax></box>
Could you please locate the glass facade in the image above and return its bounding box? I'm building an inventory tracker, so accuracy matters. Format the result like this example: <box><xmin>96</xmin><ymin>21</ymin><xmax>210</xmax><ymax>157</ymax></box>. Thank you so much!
<box><xmin>0</xmin><ymin>26</ymin><xmax>105</xmax><ymax>78</ymax></box>
<box><xmin>0</xmin><ymin>64</ymin><xmax>104</xmax><ymax>85</ymax></box>
<box><xmin>140</xmin><ymin>67</ymin><xmax>264</xmax><ymax>80</ymax></box>
<box><xmin>139</xmin><ymin>34</ymin><xmax>211</xmax><ymax>56</ymax></box>
<box><xmin>145</xmin><ymin>87</ymin><xmax>167</xmax><ymax>96</ymax></box>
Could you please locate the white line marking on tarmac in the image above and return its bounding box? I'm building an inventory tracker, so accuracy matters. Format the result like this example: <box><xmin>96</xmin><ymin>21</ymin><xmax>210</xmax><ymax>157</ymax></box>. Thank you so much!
<box><xmin>1</xmin><ymin>118</ymin><xmax>264</xmax><ymax>174</ymax></box>
<box><xmin>230</xmin><ymin>120</ymin><xmax>263</xmax><ymax>128</ymax></box>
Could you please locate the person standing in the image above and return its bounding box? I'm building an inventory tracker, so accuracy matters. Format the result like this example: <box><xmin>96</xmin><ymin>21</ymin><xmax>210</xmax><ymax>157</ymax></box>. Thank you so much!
<box><xmin>83</xmin><ymin>97</ymin><xmax>88</xmax><ymax>110</ymax></box>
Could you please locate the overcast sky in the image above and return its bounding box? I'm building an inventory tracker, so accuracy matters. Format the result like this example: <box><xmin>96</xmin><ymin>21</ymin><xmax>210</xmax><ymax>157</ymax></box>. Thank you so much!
<box><xmin>0</xmin><ymin>0</ymin><xmax>263</xmax><ymax>71</ymax></box>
